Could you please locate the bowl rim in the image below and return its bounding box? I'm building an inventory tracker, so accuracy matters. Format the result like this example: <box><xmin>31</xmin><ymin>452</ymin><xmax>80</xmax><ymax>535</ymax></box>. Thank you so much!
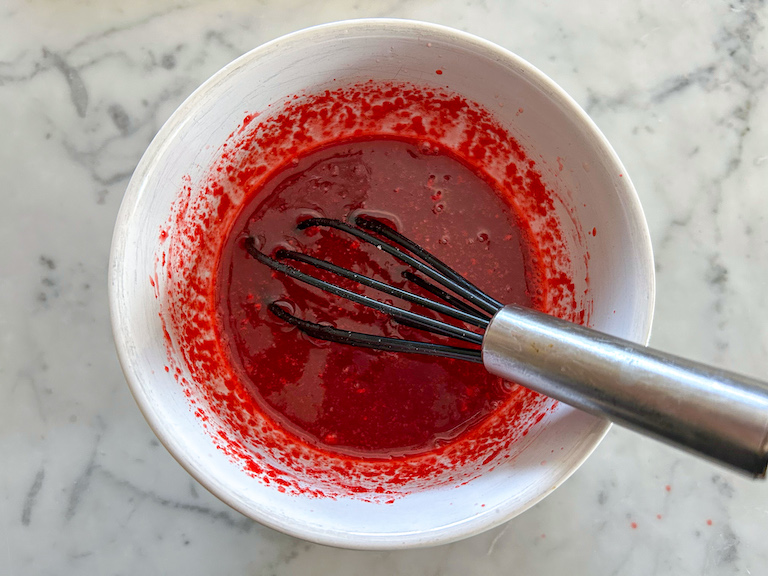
<box><xmin>109</xmin><ymin>17</ymin><xmax>656</xmax><ymax>549</ymax></box>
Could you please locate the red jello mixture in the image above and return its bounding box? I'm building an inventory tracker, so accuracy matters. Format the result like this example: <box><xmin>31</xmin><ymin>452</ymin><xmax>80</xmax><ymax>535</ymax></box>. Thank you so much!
<box><xmin>158</xmin><ymin>80</ymin><xmax>585</xmax><ymax>499</ymax></box>
<box><xmin>217</xmin><ymin>136</ymin><xmax>545</xmax><ymax>457</ymax></box>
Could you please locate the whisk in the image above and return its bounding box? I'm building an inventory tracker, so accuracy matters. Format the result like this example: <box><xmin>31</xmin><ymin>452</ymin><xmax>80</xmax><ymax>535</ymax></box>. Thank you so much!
<box><xmin>246</xmin><ymin>215</ymin><xmax>768</xmax><ymax>478</ymax></box>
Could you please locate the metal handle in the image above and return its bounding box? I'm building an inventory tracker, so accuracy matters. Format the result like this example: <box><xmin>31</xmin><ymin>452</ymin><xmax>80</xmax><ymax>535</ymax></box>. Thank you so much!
<box><xmin>482</xmin><ymin>305</ymin><xmax>768</xmax><ymax>478</ymax></box>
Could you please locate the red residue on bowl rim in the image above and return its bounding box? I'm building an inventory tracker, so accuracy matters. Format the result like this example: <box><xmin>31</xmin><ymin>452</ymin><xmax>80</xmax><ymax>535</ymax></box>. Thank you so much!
<box><xmin>154</xmin><ymin>80</ymin><xmax>589</xmax><ymax>501</ymax></box>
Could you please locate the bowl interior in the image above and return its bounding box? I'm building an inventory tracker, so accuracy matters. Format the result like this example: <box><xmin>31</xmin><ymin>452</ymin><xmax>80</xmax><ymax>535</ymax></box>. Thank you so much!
<box><xmin>110</xmin><ymin>20</ymin><xmax>654</xmax><ymax>549</ymax></box>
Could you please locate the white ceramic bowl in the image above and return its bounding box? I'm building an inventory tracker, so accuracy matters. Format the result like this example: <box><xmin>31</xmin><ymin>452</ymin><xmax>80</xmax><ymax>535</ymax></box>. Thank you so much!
<box><xmin>109</xmin><ymin>19</ymin><xmax>654</xmax><ymax>548</ymax></box>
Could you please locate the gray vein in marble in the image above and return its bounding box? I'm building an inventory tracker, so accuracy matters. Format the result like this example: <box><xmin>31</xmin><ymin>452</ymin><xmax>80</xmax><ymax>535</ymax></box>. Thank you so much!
<box><xmin>183</xmin><ymin>29</ymin><xmax>245</xmax><ymax>70</ymax></box>
<box><xmin>0</xmin><ymin>48</ymin><xmax>29</xmax><ymax>69</ymax></box>
<box><xmin>160</xmin><ymin>52</ymin><xmax>177</xmax><ymax>70</ymax></box>
<box><xmin>261</xmin><ymin>541</ymin><xmax>313</xmax><ymax>576</ymax></box>
<box><xmin>76</xmin><ymin>50</ymin><xmax>135</xmax><ymax>72</ymax></box>
<box><xmin>43</xmin><ymin>49</ymin><xmax>89</xmax><ymax>118</ymax></box>
<box><xmin>606</xmin><ymin>2</ymin><xmax>766</xmax><ymax>361</ymax></box>
<box><xmin>17</xmin><ymin>372</ymin><xmax>44</xmax><ymax>426</ymax></box>
<box><xmin>651</xmin><ymin>65</ymin><xmax>718</xmax><ymax>105</ymax></box>
<box><xmin>60</xmin><ymin>428</ymin><xmax>254</xmax><ymax>531</ymax></box>
<box><xmin>97</xmin><ymin>467</ymin><xmax>254</xmax><ymax>532</ymax></box>
<box><xmin>59</xmin><ymin>81</ymin><xmax>191</xmax><ymax>188</ymax></box>
<box><xmin>65</xmin><ymin>449</ymin><xmax>98</xmax><ymax>522</ymax></box>
<box><xmin>656</xmin><ymin>214</ymin><xmax>693</xmax><ymax>255</ymax></box>
<box><xmin>107</xmin><ymin>104</ymin><xmax>131</xmax><ymax>136</ymax></box>
<box><xmin>14</xmin><ymin>343</ymin><xmax>50</xmax><ymax>424</ymax></box>
<box><xmin>713</xmin><ymin>524</ymin><xmax>740</xmax><ymax>566</ymax></box>
<box><xmin>0</xmin><ymin>5</ymin><xmax>188</xmax><ymax>85</ymax></box>
<box><xmin>39</xmin><ymin>255</ymin><xmax>55</xmax><ymax>270</ymax></box>
<box><xmin>37</xmin><ymin>255</ymin><xmax>60</xmax><ymax>305</ymax></box>
<box><xmin>0</xmin><ymin>8</ymin><xmax>208</xmax><ymax>200</ymax></box>
<box><xmin>21</xmin><ymin>468</ymin><xmax>45</xmax><ymax>526</ymax></box>
<box><xmin>204</xmin><ymin>29</ymin><xmax>242</xmax><ymax>56</ymax></box>
<box><xmin>711</xmin><ymin>474</ymin><xmax>735</xmax><ymax>498</ymax></box>
<box><xmin>64</xmin><ymin>3</ymin><xmax>191</xmax><ymax>56</ymax></box>
<box><xmin>0</xmin><ymin>56</ymin><xmax>44</xmax><ymax>84</ymax></box>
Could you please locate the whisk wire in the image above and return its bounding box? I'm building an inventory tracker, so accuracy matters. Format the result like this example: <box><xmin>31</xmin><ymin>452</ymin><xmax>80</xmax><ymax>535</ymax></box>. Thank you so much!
<box><xmin>354</xmin><ymin>215</ymin><xmax>503</xmax><ymax>312</ymax></box>
<box><xmin>297</xmin><ymin>217</ymin><xmax>500</xmax><ymax>316</ymax></box>
<box><xmin>268</xmin><ymin>302</ymin><xmax>483</xmax><ymax>363</ymax></box>
<box><xmin>276</xmin><ymin>249</ymin><xmax>489</xmax><ymax>327</ymax></box>
<box><xmin>400</xmin><ymin>270</ymin><xmax>491</xmax><ymax>321</ymax></box>
<box><xmin>245</xmin><ymin>237</ymin><xmax>484</xmax><ymax>345</ymax></box>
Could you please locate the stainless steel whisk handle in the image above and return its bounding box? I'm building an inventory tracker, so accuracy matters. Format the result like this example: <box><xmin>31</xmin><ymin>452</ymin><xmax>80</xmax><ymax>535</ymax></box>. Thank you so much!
<box><xmin>483</xmin><ymin>305</ymin><xmax>768</xmax><ymax>478</ymax></box>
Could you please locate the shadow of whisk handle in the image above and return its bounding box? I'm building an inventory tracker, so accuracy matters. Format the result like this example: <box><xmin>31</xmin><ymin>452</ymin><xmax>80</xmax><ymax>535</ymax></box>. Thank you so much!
<box><xmin>482</xmin><ymin>305</ymin><xmax>768</xmax><ymax>478</ymax></box>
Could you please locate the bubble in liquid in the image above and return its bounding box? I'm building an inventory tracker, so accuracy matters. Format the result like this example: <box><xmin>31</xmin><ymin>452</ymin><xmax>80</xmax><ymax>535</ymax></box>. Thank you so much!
<box><xmin>242</xmin><ymin>233</ymin><xmax>266</xmax><ymax>251</ymax></box>
<box><xmin>274</xmin><ymin>300</ymin><xmax>296</xmax><ymax>315</ymax></box>
<box><xmin>500</xmin><ymin>380</ymin><xmax>517</xmax><ymax>393</ymax></box>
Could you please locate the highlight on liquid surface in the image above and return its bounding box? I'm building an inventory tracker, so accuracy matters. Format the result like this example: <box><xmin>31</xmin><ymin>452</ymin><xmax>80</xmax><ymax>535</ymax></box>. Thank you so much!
<box><xmin>215</xmin><ymin>136</ymin><xmax>548</xmax><ymax>458</ymax></box>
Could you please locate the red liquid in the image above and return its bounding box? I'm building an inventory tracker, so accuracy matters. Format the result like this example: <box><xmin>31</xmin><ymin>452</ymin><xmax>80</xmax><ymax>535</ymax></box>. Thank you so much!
<box><xmin>216</xmin><ymin>136</ymin><xmax>547</xmax><ymax>457</ymax></box>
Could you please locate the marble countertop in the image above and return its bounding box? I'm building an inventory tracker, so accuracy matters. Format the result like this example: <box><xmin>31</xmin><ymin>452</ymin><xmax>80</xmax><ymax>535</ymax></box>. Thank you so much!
<box><xmin>3</xmin><ymin>1</ymin><xmax>768</xmax><ymax>574</ymax></box>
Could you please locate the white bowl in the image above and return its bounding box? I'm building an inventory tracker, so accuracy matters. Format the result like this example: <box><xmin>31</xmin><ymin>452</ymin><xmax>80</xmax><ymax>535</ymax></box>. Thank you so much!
<box><xmin>109</xmin><ymin>19</ymin><xmax>654</xmax><ymax>549</ymax></box>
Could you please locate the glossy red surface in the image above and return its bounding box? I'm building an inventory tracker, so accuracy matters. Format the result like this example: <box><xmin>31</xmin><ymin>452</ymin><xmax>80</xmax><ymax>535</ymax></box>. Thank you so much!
<box><xmin>216</xmin><ymin>137</ymin><xmax>546</xmax><ymax>457</ymax></box>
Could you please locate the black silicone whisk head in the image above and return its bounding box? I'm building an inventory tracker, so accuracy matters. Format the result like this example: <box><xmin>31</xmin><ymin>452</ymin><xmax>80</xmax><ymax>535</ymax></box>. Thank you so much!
<box><xmin>245</xmin><ymin>215</ymin><xmax>504</xmax><ymax>363</ymax></box>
